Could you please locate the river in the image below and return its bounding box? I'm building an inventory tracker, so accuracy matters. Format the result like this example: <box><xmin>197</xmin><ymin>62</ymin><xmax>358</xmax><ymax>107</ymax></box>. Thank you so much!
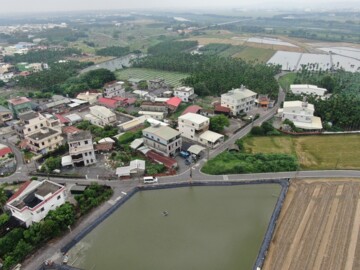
<box><xmin>68</xmin><ymin>184</ymin><xmax>280</xmax><ymax>270</ymax></box>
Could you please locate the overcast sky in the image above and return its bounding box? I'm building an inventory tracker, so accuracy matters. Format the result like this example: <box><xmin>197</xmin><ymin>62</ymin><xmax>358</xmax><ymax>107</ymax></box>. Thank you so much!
<box><xmin>0</xmin><ymin>0</ymin><xmax>359</xmax><ymax>14</ymax></box>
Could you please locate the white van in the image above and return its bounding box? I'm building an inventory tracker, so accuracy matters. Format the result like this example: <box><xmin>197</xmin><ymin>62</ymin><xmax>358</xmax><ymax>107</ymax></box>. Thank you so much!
<box><xmin>143</xmin><ymin>176</ymin><xmax>158</xmax><ymax>184</ymax></box>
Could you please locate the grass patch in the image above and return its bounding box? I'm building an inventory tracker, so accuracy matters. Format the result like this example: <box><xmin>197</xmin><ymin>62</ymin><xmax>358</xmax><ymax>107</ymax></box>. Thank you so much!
<box><xmin>244</xmin><ymin>134</ymin><xmax>360</xmax><ymax>170</ymax></box>
<box><xmin>232</xmin><ymin>46</ymin><xmax>275</xmax><ymax>63</ymax></box>
<box><xmin>278</xmin><ymin>73</ymin><xmax>296</xmax><ymax>91</ymax></box>
<box><xmin>115</xmin><ymin>68</ymin><xmax>189</xmax><ymax>87</ymax></box>
<box><xmin>202</xmin><ymin>152</ymin><xmax>298</xmax><ymax>175</ymax></box>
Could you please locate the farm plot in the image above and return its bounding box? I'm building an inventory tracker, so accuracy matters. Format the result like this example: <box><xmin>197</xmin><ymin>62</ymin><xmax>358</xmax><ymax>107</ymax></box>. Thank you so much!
<box><xmin>244</xmin><ymin>134</ymin><xmax>360</xmax><ymax>170</ymax></box>
<box><xmin>115</xmin><ymin>68</ymin><xmax>189</xmax><ymax>87</ymax></box>
<box><xmin>263</xmin><ymin>179</ymin><xmax>360</xmax><ymax>270</ymax></box>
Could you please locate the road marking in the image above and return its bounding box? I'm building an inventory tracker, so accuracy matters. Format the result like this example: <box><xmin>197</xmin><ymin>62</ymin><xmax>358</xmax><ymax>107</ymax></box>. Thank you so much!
<box><xmin>223</xmin><ymin>175</ymin><xmax>229</xmax><ymax>181</ymax></box>
<box><xmin>107</xmin><ymin>200</ymin><xmax>115</xmax><ymax>205</ymax></box>
<box><xmin>115</xmin><ymin>196</ymin><xmax>122</xmax><ymax>202</ymax></box>
<box><xmin>121</xmin><ymin>191</ymin><xmax>127</xmax><ymax>195</ymax></box>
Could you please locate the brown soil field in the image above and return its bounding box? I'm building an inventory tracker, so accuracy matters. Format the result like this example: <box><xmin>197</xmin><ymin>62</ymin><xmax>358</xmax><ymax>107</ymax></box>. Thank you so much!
<box><xmin>263</xmin><ymin>179</ymin><xmax>360</xmax><ymax>270</ymax></box>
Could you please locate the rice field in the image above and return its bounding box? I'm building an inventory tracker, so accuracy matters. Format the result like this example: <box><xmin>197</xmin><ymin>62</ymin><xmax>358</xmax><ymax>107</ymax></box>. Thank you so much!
<box><xmin>115</xmin><ymin>68</ymin><xmax>189</xmax><ymax>87</ymax></box>
<box><xmin>244</xmin><ymin>134</ymin><xmax>360</xmax><ymax>170</ymax></box>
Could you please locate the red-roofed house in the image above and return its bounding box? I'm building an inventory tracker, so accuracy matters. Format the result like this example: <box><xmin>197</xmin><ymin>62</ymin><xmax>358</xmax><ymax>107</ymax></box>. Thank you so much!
<box><xmin>6</xmin><ymin>180</ymin><xmax>67</xmax><ymax>227</ymax></box>
<box><xmin>0</xmin><ymin>147</ymin><xmax>12</xmax><ymax>158</ymax></box>
<box><xmin>97</xmin><ymin>97</ymin><xmax>120</xmax><ymax>109</ymax></box>
<box><xmin>214</xmin><ymin>105</ymin><xmax>231</xmax><ymax>116</ymax></box>
<box><xmin>166</xmin><ymin>97</ymin><xmax>182</xmax><ymax>111</ymax></box>
<box><xmin>146</xmin><ymin>150</ymin><xmax>178</xmax><ymax>169</ymax></box>
<box><xmin>181</xmin><ymin>105</ymin><xmax>202</xmax><ymax>116</ymax></box>
<box><xmin>62</xmin><ymin>126</ymin><xmax>81</xmax><ymax>135</ymax></box>
<box><xmin>55</xmin><ymin>114</ymin><xmax>70</xmax><ymax>125</ymax></box>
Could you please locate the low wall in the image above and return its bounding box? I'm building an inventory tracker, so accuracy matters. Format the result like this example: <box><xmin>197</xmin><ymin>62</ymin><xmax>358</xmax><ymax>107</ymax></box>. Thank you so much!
<box><xmin>60</xmin><ymin>179</ymin><xmax>289</xmax><ymax>270</ymax></box>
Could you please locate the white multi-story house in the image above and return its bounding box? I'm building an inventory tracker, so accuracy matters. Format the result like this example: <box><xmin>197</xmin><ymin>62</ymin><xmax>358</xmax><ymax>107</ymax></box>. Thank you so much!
<box><xmin>178</xmin><ymin>112</ymin><xmax>224</xmax><ymax>148</ymax></box>
<box><xmin>143</xmin><ymin>125</ymin><xmax>182</xmax><ymax>157</ymax></box>
<box><xmin>27</xmin><ymin>127</ymin><xmax>64</xmax><ymax>155</ymax></box>
<box><xmin>6</xmin><ymin>180</ymin><xmax>67</xmax><ymax>227</ymax></box>
<box><xmin>85</xmin><ymin>105</ymin><xmax>117</xmax><ymax>127</ymax></box>
<box><xmin>103</xmin><ymin>81</ymin><xmax>125</xmax><ymax>98</ymax></box>
<box><xmin>174</xmin><ymin>86</ymin><xmax>196</xmax><ymax>102</ymax></box>
<box><xmin>178</xmin><ymin>113</ymin><xmax>209</xmax><ymax>141</ymax></box>
<box><xmin>221</xmin><ymin>85</ymin><xmax>257</xmax><ymax>115</ymax></box>
<box><xmin>67</xmin><ymin>131</ymin><xmax>96</xmax><ymax>167</ymax></box>
<box><xmin>279</xmin><ymin>100</ymin><xmax>323</xmax><ymax>130</ymax></box>
<box><xmin>290</xmin><ymin>84</ymin><xmax>327</xmax><ymax>96</ymax></box>
<box><xmin>16</xmin><ymin>111</ymin><xmax>61</xmax><ymax>138</ymax></box>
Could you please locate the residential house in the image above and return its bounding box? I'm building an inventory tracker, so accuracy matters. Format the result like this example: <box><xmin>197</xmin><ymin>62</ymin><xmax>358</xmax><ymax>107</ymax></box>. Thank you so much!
<box><xmin>65</xmin><ymin>131</ymin><xmax>96</xmax><ymax>167</ymax></box>
<box><xmin>85</xmin><ymin>105</ymin><xmax>117</xmax><ymax>127</ymax></box>
<box><xmin>15</xmin><ymin>111</ymin><xmax>61</xmax><ymax>139</ymax></box>
<box><xmin>181</xmin><ymin>105</ymin><xmax>202</xmax><ymax>116</ymax></box>
<box><xmin>221</xmin><ymin>85</ymin><xmax>257</xmax><ymax>115</ymax></box>
<box><xmin>178</xmin><ymin>113</ymin><xmax>224</xmax><ymax>148</ymax></box>
<box><xmin>174</xmin><ymin>86</ymin><xmax>196</xmax><ymax>102</ymax></box>
<box><xmin>76</xmin><ymin>91</ymin><xmax>102</xmax><ymax>105</ymax></box>
<box><xmin>140</xmin><ymin>101</ymin><xmax>168</xmax><ymax>115</ymax></box>
<box><xmin>148</xmin><ymin>78</ymin><xmax>166</xmax><ymax>90</ymax></box>
<box><xmin>143</xmin><ymin>125</ymin><xmax>182</xmax><ymax>157</ymax></box>
<box><xmin>279</xmin><ymin>100</ymin><xmax>323</xmax><ymax>130</ymax></box>
<box><xmin>138</xmin><ymin>111</ymin><xmax>165</xmax><ymax>120</ymax></box>
<box><xmin>118</xmin><ymin>115</ymin><xmax>151</xmax><ymax>132</ymax></box>
<box><xmin>8</xmin><ymin>97</ymin><xmax>33</xmax><ymax>118</ymax></box>
<box><xmin>178</xmin><ymin>113</ymin><xmax>209</xmax><ymax>141</ymax></box>
<box><xmin>97</xmin><ymin>97</ymin><xmax>121</xmax><ymax>109</ymax></box>
<box><xmin>166</xmin><ymin>97</ymin><xmax>182</xmax><ymax>112</ymax></box>
<box><xmin>0</xmin><ymin>105</ymin><xmax>13</xmax><ymax>125</ymax></box>
<box><xmin>27</xmin><ymin>127</ymin><xmax>63</xmax><ymax>155</ymax></box>
<box><xmin>6</xmin><ymin>180</ymin><xmax>67</xmax><ymax>227</ymax></box>
<box><xmin>214</xmin><ymin>105</ymin><xmax>231</xmax><ymax>116</ymax></box>
<box><xmin>290</xmin><ymin>84</ymin><xmax>327</xmax><ymax>97</ymax></box>
<box><xmin>103</xmin><ymin>81</ymin><xmax>125</xmax><ymax>98</ymax></box>
<box><xmin>116</xmin><ymin>159</ymin><xmax>145</xmax><ymax>178</ymax></box>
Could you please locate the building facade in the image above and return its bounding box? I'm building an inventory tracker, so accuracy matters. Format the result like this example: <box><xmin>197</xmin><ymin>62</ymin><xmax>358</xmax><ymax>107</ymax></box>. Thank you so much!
<box><xmin>280</xmin><ymin>100</ymin><xmax>323</xmax><ymax>130</ymax></box>
<box><xmin>27</xmin><ymin>127</ymin><xmax>63</xmax><ymax>155</ymax></box>
<box><xmin>68</xmin><ymin>131</ymin><xmax>96</xmax><ymax>166</ymax></box>
<box><xmin>178</xmin><ymin>113</ymin><xmax>209</xmax><ymax>141</ymax></box>
<box><xmin>0</xmin><ymin>105</ymin><xmax>13</xmax><ymax>125</ymax></box>
<box><xmin>8</xmin><ymin>97</ymin><xmax>33</xmax><ymax>118</ymax></box>
<box><xmin>143</xmin><ymin>125</ymin><xmax>182</xmax><ymax>157</ymax></box>
<box><xmin>6</xmin><ymin>180</ymin><xmax>67</xmax><ymax>227</ymax></box>
<box><xmin>221</xmin><ymin>86</ymin><xmax>257</xmax><ymax>115</ymax></box>
<box><xmin>174</xmin><ymin>86</ymin><xmax>196</xmax><ymax>102</ymax></box>
<box><xmin>103</xmin><ymin>81</ymin><xmax>125</xmax><ymax>98</ymax></box>
<box><xmin>290</xmin><ymin>84</ymin><xmax>327</xmax><ymax>96</ymax></box>
<box><xmin>86</xmin><ymin>105</ymin><xmax>117</xmax><ymax>127</ymax></box>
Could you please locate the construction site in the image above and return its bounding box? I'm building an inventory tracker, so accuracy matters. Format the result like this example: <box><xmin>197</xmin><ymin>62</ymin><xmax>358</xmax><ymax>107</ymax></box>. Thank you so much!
<box><xmin>263</xmin><ymin>179</ymin><xmax>360</xmax><ymax>270</ymax></box>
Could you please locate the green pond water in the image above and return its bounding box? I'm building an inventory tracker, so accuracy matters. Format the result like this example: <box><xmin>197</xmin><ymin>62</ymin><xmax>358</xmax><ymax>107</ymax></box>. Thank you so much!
<box><xmin>68</xmin><ymin>184</ymin><xmax>281</xmax><ymax>270</ymax></box>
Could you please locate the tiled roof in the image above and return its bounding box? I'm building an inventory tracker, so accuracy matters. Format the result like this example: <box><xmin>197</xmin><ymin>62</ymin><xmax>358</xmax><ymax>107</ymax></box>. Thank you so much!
<box><xmin>98</xmin><ymin>97</ymin><xmax>118</xmax><ymax>108</ymax></box>
<box><xmin>181</xmin><ymin>105</ymin><xmax>202</xmax><ymax>115</ymax></box>
<box><xmin>166</xmin><ymin>97</ymin><xmax>182</xmax><ymax>108</ymax></box>
<box><xmin>214</xmin><ymin>105</ymin><xmax>231</xmax><ymax>113</ymax></box>
<box><xmin>8</xmin><ymin>97</ymin><xmax>31</xmax><ymax>106</ymax></box>
<box><xmin>62</xmin><ymin>126</ymin><xmax>81</xmax><ymax>135</ymax></box>
<box><xmin>146</xmin><ymin>150</ymin><xmax>177</xmax><ymax>168</ymax></box>
<box><xmin>7</xmin><ymin>181</ymin><xmax>31</xmax><ymax>202</ymax></box>
<box><xmin>55</xmin><ymin>114</ymin><xmax>70</xmax><ymax>124</ymax></box>
<box><xmin>0</xmin><ymin>147</ymin><xmax>12</xmax><ymax>157</ymax></box>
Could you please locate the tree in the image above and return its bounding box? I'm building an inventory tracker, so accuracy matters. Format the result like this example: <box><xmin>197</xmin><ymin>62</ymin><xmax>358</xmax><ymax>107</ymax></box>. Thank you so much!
<box><xmin>210</xmin><ymin>115</ymin><xmax>230</xmax><ymax>133</ymax></box>
<box><xmin>0</xmin><ymin>80</ymin><xmax>5</xmax><ymax>87</ymax></box>
<box><xmin>40</xmin><ymin>157</ymin><xmax>61</xmax><ymax>173</ymax></box>
<box><xmin>138</xmin><ymin>80</ymin><xmax>148</xmax><ymax>90</ymax></box>
<box><xmin>0</xmin><ymin>186</ymin><xmax>7</xmax><ymax>212</ymax></box>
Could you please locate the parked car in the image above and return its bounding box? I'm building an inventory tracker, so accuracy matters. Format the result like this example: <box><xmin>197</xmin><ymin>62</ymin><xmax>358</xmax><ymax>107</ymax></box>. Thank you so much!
<box><xmin>180</xmin><ymin>151</ymin><xmax>190</xmax><ymax>158</ymax></box>
<box><xmin>143</xmin><ymin>176</ymin><xmax>158</xmax><ymax>184</ymax></box>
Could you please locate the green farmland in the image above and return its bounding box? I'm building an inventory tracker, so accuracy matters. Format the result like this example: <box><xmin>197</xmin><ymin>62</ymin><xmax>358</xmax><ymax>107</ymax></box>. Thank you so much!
<box><xmin>115</xmin><ymin>68</ymin><xmax>189</xmax><ymax>87</ymax></box>
<box><xmin>244</xmin><ymin>135</ymin><xmax>360</xmax><ymax>170</ymax></box>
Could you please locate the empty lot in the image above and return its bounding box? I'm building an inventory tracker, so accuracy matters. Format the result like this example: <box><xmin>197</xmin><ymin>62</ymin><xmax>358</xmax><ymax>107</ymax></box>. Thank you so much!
<box><xmin>263</xmin><ymin>179</ymin><xmax>360</xmax><ymax>270</ymax></box>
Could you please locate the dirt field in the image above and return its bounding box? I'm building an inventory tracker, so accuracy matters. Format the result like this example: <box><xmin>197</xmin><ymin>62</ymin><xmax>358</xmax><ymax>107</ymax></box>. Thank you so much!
<box><xmin>263</xmin><ymin>179</ymin><xmax>360</xmax><ymax>270</ymax></box>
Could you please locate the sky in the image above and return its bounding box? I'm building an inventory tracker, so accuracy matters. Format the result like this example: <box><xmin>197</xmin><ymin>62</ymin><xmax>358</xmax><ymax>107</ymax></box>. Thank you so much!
<box><xmin>0</xmin><ymin>0</ymin><xmax>359</xmax><ymax>14</ymax></box>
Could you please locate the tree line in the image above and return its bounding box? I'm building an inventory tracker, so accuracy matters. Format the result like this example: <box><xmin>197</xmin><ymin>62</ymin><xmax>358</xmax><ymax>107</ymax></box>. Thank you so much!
<box><xmin>4</xmin><ymin>48</ymin><xmax>81</xmax><ymax>64</ymax></box>
<box><xmin>134</xmin><ymin>53</ymin><xmax>280</xmax><ymax>98</ymax></box>
<box><xmin>96</xmin><ymin>46</ymin><xmax>130</xmax><ymax>57</ymax></box>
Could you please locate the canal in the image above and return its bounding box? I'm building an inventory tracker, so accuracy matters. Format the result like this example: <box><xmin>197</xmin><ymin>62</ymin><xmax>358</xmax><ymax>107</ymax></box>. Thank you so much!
<box><xmin>68</xmin><ymin>184</ymin><xmax>281</xmax><ymax>270</ymax></box>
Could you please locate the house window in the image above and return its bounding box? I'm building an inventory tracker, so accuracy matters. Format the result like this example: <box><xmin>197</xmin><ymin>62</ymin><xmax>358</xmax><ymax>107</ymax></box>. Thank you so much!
<box><xmin>35</xmin><ymin>125</ymin><xmax>38</xmax><ymax>129</ymax></box>
<box><xmin>84</xmin><ymin>140</ymin><xmax>88</xmax><ymax>144</ymax></box>
<box><xmin>57</xmin><ymin>195</ymin><xmax>61</xmax><ymax>200</ymax></box>
<box><xmin>40</xmin><ymin>124</ymin><xmax>43</xmax><ymax>127</ymax></box>
<box><xmin>42</xmin><ymin>142</ymin><xmax>45</xmax><ymax>145</ymax></box>
<box><xmin>91</xmin><ymin>159</ymin><xmax>94</xmax><ymax>163</ymax></box>
<box><xmin>28</xmin><ymin>128</ymin><xmax>31</xmax><ymax>132</ymax></box>
<box><xmin>41</xmin><ymin>207</ymin><xmax>44</xmax><ymax>212</ymax></box>
<box><xmin>85</xmin><ymin>152</ymin><xmax>88</xmax><ymax>156</ymax></box>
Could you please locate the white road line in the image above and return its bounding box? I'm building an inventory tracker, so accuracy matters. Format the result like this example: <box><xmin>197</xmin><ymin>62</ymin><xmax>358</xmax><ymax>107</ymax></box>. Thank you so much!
<box><xmin>115</xmin><ymin>196</ymin><xmax>122</xmax><ymax>202</ymax></box>
<box><xmin>121</xmin><ymin>191</ymin><xmax>127</xmax><ymax>195</ymax></box>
